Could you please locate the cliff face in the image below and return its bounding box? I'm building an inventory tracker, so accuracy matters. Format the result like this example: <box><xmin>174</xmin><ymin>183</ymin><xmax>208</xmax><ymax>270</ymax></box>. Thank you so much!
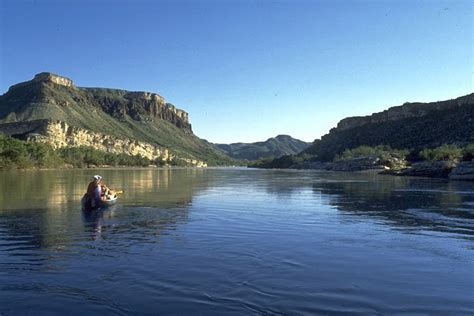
<box><xmin>86</xmin><ymin>89</ymin><xmax>192</xmax><ymax>132</ymax></box>
<box><xmin>337</xmin><ymin>94</ymin><xmax>474</xmax><ymax>131</ymax></box>
<box><xmin>88</xmin><ymin>88</ymin><xmax>192</xmax><ymax>132</ymax></box>
<box><xmin>305</xmin><ymin>93</ymin><xmax>474</xmax><ymax>161</ymax></box>
<box><xmin>4</xmin><ymin>72</ymin><xmax>192</xmax><ymax>133</ymax></box>
<box><xmin>0</xmin><ymin>72</ymin><xmax>234</xmax><ymax>166</ymax></box>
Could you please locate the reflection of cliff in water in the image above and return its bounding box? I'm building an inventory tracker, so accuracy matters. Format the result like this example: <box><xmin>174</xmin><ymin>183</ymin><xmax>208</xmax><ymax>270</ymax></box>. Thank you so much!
<box><xmin>312</xmin><ymin>173</ymin><xmax>474</xmax><ymax>238</ymax></box>
<box><xmin>0</xmin><ymin>168</ymin><xmax>215</xmax><ymax>268</ymax></box>
<box><xmin>0</xmin><ymin>170</ymin><xmax>85</xmax><ymax>209</ymax></box>
<box><xmin>0</xmin><ymin>168</ymin><xmax>213</xmax><ymax>210</ymax></box>
<box><xmin>116</xmin><ymin>168</ymin><xmax>209</xmax><ymax>207</ymax></box>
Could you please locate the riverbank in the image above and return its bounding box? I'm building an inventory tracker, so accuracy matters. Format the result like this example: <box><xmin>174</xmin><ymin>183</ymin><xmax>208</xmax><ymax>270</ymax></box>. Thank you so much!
<box><xmin>295</xmin><ymin>158</ymin><xmax>474</xmax><ymax>181</ymax></box>
<box><xmin>250</xmin><ymin>144</ymin><xmax>474</xmax><ymax>181</ymax></box>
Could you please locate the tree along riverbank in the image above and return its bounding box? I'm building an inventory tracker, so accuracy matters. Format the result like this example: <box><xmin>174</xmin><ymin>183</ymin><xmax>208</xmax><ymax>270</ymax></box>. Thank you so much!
<box><xmin>249</xmin><ymin>144</ymin><xmax>474</xmax><ymax>181</ymax></box>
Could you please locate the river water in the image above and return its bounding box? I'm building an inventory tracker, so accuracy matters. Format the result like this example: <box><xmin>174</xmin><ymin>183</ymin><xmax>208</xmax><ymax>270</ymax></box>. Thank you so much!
<box><xmin>0</xmin><ymin>168</ymin><xmax>473</xmax><ymax>315</ymax></box>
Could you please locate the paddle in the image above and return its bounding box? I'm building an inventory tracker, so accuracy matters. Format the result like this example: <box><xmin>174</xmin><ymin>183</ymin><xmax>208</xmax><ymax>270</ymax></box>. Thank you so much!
<box><xmin>104</xmin><ymin>190</ymin><xmax>124</xmax><ymax>200</ymax></box>
<box><xmin>114</xmin><ymin>190</ymin><xmax>124</xmax><ymax>196</ymax></box>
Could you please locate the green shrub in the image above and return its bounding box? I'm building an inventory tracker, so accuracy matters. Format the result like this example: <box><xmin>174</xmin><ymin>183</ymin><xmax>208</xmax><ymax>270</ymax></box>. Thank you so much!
<box><xmin>248</xmin><ymin>154</ymin><xmax>307</xmax><ymax>169</ymax></box>
<box><xmin>26</xmin><ymin>142</ymin><xmax>63</xmax><ymax>167</ymax></box>
<box><xmin>419</xmin><ymin>144</ymin><xmax>463</xmax><ymax>162</ymax></box>
<box><xmin>0</xmin><ymin>134</ymin><xmax>33</xmax><ymax>168</ymax></box>
<box><xmin>337</xmin><ymin>145</ymin><xmax>408</xmax><ymax>161</ymax></box>
<box><xmin>462</xmin><ymin>144</ymin><xmax>474</xmax><ymax>161</ymax></box>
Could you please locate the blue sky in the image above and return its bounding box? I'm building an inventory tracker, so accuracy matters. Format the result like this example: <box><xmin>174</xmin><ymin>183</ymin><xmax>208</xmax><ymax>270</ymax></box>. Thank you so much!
<box><xmin>1</xmin><ymin>0</ymin><xmax>472</xmax><ymax>143</ymax></box>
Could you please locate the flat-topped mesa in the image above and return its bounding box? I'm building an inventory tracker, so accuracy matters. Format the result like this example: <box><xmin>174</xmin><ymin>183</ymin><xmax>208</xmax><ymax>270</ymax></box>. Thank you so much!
<box><xmin>7</xmin><ymin>72</ymin><xmax>75</xmax><ymax>92</ymax></box>
<box><xmin>4</xmin><ymin>72</ymin><xmax>193</xmax><ymax>133</ymax></box>
<box><xmin>33</xmin><ymin>72</ymin><xmax>75</xmax><ymax>88</ymax></box>
<box><xmin>336</xmin><ymin>94</ymin><xmax>474</xmax><ymax>131</ymax></box>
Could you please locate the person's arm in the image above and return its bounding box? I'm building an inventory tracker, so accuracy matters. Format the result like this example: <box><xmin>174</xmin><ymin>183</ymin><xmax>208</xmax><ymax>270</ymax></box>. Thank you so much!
<box><xmin>102</xmin><ymin>184</ymin><xmax>114</xmax><ymax>197</ymax></box>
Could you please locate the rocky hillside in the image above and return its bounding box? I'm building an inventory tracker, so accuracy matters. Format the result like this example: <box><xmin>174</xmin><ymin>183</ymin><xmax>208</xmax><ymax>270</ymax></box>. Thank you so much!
<box><xmin>215</xmin><ymin>135</ymin><xmax>311</xmax><ymax>161</ymax></box>
<box><xmin>305</xmin><ymin>93</ymin><xmax>474</xmax><ymax>161</ymax></box>
<box><xmin>0</xmin><ymin>72</ymin><xmax>234</xmax><ymax>166</ymax></box>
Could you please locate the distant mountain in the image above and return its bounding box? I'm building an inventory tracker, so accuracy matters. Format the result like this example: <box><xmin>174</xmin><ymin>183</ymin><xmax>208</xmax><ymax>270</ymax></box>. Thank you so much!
<box><xmin>304</xmin><ymin>93</ymin><xmax>474</xmax><ymax>161</ymax></box>
<box><xmin>0</xmin><ymin>72</ymin><xmax>235</xmax><ymax>166</ymax></box>
<box><xmin>215</xmin><ymin>135</ymin><xmax>311</xmax><ymax>161</ymax></box>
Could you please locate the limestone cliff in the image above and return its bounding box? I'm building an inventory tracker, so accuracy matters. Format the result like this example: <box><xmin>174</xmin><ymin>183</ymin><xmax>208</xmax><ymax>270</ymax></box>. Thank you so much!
<box><xmin>0</xmin><ymin>119</ymin><xmax>207</xmax><ymax>167</ymax></box>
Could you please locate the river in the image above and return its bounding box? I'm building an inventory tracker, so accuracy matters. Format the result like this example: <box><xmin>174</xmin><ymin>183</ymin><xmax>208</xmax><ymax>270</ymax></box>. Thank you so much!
<box><xmin>0</xmin><ymin>168</ymin><xmax>473</xmax><ymax>314</ymax></box>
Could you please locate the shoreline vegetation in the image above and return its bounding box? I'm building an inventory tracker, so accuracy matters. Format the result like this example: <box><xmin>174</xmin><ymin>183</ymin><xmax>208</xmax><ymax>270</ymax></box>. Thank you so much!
<box><xmin>0</xmin><ymin>134</ymin><xmax>194</xmax><ymax>169</ymax></box>
<box><xmin>249</xmin><ymin>144</ymin><xmax>474</xmax><ymax>181</ymax></box>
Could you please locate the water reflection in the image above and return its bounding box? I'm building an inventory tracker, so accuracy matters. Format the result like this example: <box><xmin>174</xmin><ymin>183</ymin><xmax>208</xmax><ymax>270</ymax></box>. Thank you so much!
<box><xmin>237</xmin><ymin>169</ymin><xmax>474</xmax><ymax>239</ymax></box>
<box><xmin>0</xmin><ymin>168</ymin><xmax>211</xmax><ymax>210</ymax></box>
<box><xmin>0</xmin><ymin>170</ymin><xmax>85</xmax><ymax>209</ymax></box>
<box><xmin>1</xmin><ymin>169</ymin><xmax>473</xmax><ymax>249</ymax></box>
<box><xmin>0</xmin><ymin>168</ymin><xmax>216</xmax><ymax>269</ymax></box>
<box><xmin>0</xmin><ymin>168</ymin><xmax>473</xmax><ymax>314</ymax></box>
<box><xmin>310</xmin><ymin>172</ymin><xmax>474</xmax><ymax>239</ymax></box>
<box><xmin>81</xmin><ymin>207</ymin><xmax>117</xmax><ymax>241</ymax></box>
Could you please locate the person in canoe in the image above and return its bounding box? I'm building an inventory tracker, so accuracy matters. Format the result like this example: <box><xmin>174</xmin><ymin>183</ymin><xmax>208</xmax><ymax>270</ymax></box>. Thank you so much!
<box><xmin>85</xmin><ymin>175</ymin><xmax>114</xmax><ymax>208</ymax></box>
<box><xmin>83</xmin><ymin>175</ymin><xmax>123</xmax><ymax>210</ymax></box>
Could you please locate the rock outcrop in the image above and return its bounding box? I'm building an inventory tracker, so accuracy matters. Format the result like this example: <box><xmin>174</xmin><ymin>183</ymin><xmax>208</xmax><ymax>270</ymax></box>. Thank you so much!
<box><xmin>336</xmin><ymin>94</ymin><xmax>474</xmax><ymax>131</ymax></box>
<box><xmin>330</xmin><ymin>156</ymin><xmax>386</xmax><ymax>171</ymax></box>
<box><xmin>449</xmin><ymin>161</ymin><xmax>474</xmax><ymax>180</ymax></box>
<box><xmin>33</xmin><ymin>72</ymin><xmax>75</xmax><ymax>88</ymax></box>
<box><xmin>381</xmin><ymin>160</ymin><xmax>474</xmax><ymax>181</ymax></box>
<box><xmin>395</xmin><ymin>161</ymin><xmax>456</xmax><ymax>178</ymax></box>
<box><xmin>30</xmin><ymin>120</ymin><xmax>170</xmax><ymax>161</ymax></box>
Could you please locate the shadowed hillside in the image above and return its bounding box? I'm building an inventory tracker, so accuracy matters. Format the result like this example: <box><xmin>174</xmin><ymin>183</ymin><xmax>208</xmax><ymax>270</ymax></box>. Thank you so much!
<box><xmin>215</xmin><ymin>135</ymin><xmax>311</xmax><ymax>160</ymax></box>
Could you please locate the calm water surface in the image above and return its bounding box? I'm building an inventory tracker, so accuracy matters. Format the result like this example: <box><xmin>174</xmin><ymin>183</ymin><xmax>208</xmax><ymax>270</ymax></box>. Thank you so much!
<box><xmin>0</xmin><ymin>168</ymin><xmax>473</xmax><ymax>315</ymax></box>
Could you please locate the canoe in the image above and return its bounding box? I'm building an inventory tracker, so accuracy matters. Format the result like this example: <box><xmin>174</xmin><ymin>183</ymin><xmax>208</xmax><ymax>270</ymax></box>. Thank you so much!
<box><xmin>81</xmin><ymin>194</ymin><xmax>118</xmax><ymax>210</ymax></box>
<box><xmin>100</xmin><ymin>195</ymin><xmax>118</xmax><ymax>206</ymax></box>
